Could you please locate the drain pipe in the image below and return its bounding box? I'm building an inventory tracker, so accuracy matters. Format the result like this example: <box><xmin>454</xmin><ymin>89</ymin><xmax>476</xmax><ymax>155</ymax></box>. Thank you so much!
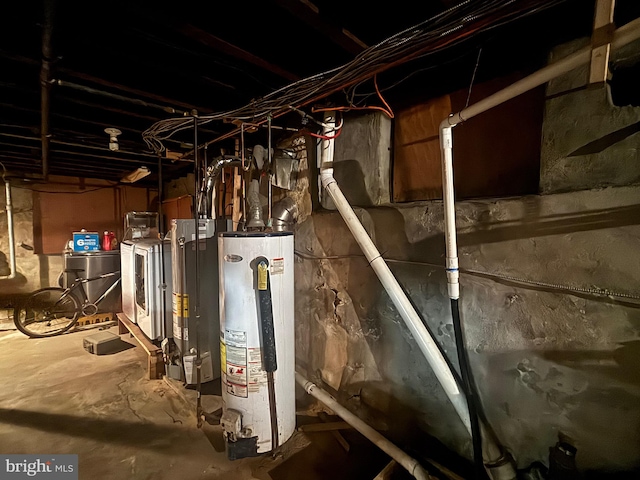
<box><xmin>443</xmin><ymin>16</ymin><xmax>640</xmax><ymax>130</ymax></box>
<box><xmin>437</xmin><ymin>15</ymin><xmax>640</xmax><ymax>478</ymax></box>
<box><xmin>1</xmin><ymin>181</ymin><xmax>17</xmax><ymax>280</ymax></box>
<box><xmin>317</xmin><ymin>112</ymin><xmax>490</xmax><ymax>463</ymax></box>
<box><xmin>296</xmin><ymin>372</ymin><xmax>431</xmax><ymax>480</ymax></box>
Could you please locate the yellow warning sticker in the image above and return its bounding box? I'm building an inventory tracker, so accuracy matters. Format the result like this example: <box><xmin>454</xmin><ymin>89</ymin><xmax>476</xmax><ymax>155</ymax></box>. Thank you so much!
<box><xmin>173</xmin><ymin>293</ymin><xmax>189</xmax><ymax>317</ymax></box>
<box><xmin>220</xmin><ymin>339</ymin><xmax>226</xmax><ymax>376</ymax></box>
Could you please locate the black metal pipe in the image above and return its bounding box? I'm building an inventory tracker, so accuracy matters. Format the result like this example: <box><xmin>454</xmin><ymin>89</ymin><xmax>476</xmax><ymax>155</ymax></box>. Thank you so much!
<box><xmin>40</xmin><ymin>0</ymin><xmax>55</xmax><ymax>179</ymax></box>
<box><xmin>56</xmin><ymin>80</ymin><xmax>186</xmax><ymax>116</ymax></box>
<box><xmin>450</xmin><ymin>298</ymin><xmax>486</xmax><ymax>479</ymax></box>
<box><xmin>193</xmin><ymin>115</ymin><xmax>203</xmax><ymax>427</ymax></box>
<box><xmin>158</xmin><ymin>153</ymin><xmax>168</xmax><ymax>364</ymax></box>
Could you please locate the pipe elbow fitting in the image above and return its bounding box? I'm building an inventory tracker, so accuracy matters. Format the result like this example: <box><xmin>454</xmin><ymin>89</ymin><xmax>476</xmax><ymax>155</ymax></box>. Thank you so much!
<box><xmin>272</xmin><ymin>197</ymin><xmax>298</xmax><ymax>232</ymax></box>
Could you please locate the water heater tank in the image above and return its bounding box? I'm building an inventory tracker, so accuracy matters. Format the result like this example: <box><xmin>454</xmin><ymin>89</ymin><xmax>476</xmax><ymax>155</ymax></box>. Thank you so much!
<box><xmin>218</xmin><ymin>232</ymin><xmax>295</xmax><ymax>459</ymax></box>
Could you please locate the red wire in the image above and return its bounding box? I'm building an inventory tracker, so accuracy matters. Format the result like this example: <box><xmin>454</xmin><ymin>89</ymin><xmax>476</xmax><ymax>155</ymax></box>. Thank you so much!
<box><xmin>307</xmin><ymin>127</ymin><xmax>342</xmax><ymax>140</ymax></box>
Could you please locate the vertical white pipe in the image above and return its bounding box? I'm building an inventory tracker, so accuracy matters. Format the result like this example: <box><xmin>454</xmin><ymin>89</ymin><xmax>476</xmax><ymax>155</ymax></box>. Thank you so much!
<box><xmin>318</xmin><ymin>112</ymin><xmax>468</xmax><ymax>427</ymax></box>
<box><xmin>1</xmin><ymin>181</ymin><xmax>17</xmax><ymax>280</ymax></box>
<box><xmin>434</xmin><ymin>15</ymin><xmax>640</xmax><ymax>479</ymax></box>
<box><xmin>296</xmin><ymin>372</ymin><xmax>431</xmax><ymax>480</ymax></box>
<box><xmin>440</xmin><ymin>127</ymin><xmax>459</xmax><ymax>300</ymax></box>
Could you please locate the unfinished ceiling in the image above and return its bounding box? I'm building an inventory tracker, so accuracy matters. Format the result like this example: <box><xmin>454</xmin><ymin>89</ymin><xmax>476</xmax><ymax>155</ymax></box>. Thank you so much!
<box><xmin>0</xmin><ymin>0</ymin><xmax>637</xmax><ymax>186</ymax></box>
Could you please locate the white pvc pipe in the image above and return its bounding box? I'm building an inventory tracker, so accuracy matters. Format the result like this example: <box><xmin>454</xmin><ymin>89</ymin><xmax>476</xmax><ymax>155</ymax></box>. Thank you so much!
<box><xmin>439</xmin><ymin>15</ymin><xmax>640</xmax><ymax>337</ymax></box>
<box><xmin>317</xmin><ymin>113</ymin><xmax>466</xmax><ymax>423</ymax></box>
<box><xmin>1</xmin><ymin>180</ymin><xmax>17</xmax><ymax>280</ymax></box>
<box><xmin>435</xmin><ymin>14</ymin><xmax>640</xmax><ymax>478</ymax></box>
<box><xmin>443</xmin><ymin>16</ymin><xmax>640</xmax><ymax>128</ymax></box>
<box><xmin>319</xmin><ymin>113</ymin><xmax>514</xmax><ymax>478</ymax></box>
<box><xmin>440</xmin><ymin>126</ymin><xmax>459</xmax><ymax>300</ymax></box>
<box><xmin>295</xmin><ymin>372</ymin><xmax>431</xmax><ymax>480</ymax></box>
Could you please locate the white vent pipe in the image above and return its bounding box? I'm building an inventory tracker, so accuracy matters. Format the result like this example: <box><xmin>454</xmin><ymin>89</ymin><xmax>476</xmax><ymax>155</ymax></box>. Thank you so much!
<box><xmin>1</xmin><ymin>180</ymin><xmax>17</xmax><ymax>280</ymax></box>
<box><xmin>316</xmin><ymin>111</ymin><xmax>486</xmax><ymax>455</ymax></box>
<box><xmin>436</xmin><ymin>13</ymin><xmax>640</xmax><ymax>474</ymax></box>
<box><xmin>439</xmin><ymin>16</ymin><xmax>640</xmax><ymax>317</ymax></box>
<box><xmin>296</xmin><ymin>372</ymin><xmax>431</xmax><ymax>480</ymax></box>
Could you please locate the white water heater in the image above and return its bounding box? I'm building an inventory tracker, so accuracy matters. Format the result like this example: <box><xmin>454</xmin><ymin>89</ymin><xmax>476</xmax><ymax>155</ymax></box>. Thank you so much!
<box><xmin>218</xmin><ymin>232</ymin><xmax>295</xmax><ymax>459</ymax></box>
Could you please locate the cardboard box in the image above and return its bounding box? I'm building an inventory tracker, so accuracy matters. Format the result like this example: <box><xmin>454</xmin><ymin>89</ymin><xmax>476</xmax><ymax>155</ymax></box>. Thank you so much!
<box><xmin>73</xmin><ymin>232</ymin><xmax>101</xmax><ymax>251</ymax></box>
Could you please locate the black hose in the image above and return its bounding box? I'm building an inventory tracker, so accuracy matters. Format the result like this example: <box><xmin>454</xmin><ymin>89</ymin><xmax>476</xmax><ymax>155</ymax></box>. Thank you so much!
<box><xmin>450</xmin><ymin>298</ymin><xmax>486</xmax><ymax>479</ymax></box>
<box><xmin>255</xmin><ymin>256</ymin><xmax>279</xmax><ymax>450</ymax></box>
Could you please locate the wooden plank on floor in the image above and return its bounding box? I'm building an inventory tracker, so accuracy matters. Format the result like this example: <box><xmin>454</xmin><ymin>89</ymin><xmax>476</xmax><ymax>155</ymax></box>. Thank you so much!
<box><xmin>116</xmin><ymin>312</ymin><xmax>164</xmax><ymax>379</ymax></box>
<box><xmin>318</xmin><ymin>411</ymin><xmax>350</xmax><ymax>452</ymax></box>
<box><xmin>299</xmin><ymin>421</ymin><xmax>353</xmax><ymax>432</ymax></box>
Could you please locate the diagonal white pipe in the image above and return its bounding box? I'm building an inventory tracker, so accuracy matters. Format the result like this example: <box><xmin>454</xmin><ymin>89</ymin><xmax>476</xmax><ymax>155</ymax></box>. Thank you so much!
<box><xmin>436</xmin><ymin>13</ymin><xmax>640</xmax><ymax>477</ymax></box>
<box><xmin>296</xmin><ymin>372</ymin><xmax>431</xmax><ymax>480</ymax></box>
<box><xmin>319</xmin><ymin>113</ymin><xmax>515</xmax><ymax>477</ymax></box>
<box><xmin>317</xmin><ymin>113</ymin><xmax>469</xmax><ymax>429</ymax></box>
<box><xmin>439</xmin><ymin>15</ymin><xmax>640</xmax><ymax>339</ymax></box>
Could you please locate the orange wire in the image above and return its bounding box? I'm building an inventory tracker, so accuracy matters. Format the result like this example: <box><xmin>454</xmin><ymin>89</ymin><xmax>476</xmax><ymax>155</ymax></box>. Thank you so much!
<box><xmin>311</xmin><ymin>75</ymin><xmax>394</xmax><ymax>119</ymax></box>
<box><xmin>373</xmin><ymin>75</ymin><xmax>394</xmax><ymax>118</ymax></box>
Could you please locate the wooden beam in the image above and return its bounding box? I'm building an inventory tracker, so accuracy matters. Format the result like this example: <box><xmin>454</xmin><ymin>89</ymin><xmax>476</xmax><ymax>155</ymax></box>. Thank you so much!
<box><xmin>589</xmin><ymin>0</ymin><xmax>616</xmax><ymax>85</ymax></box>
<box><xmin>373</xmin><ymin>460</ymin><xmax>397</xmax><ymax>480</ymax></box>
<box><xmin>174</xmin><ymin>23</ymin><xmax>299</xmax><ymax>82</ymax></box>
<box><xmin>274</xmin><ymin>0</ymin><xmax>367</xmax><ymax>55</ymax></box>
<box><xmin>318</xmin><ymin>411</ymin><xmax>350</xmax><ymax>452</ymax></box>
<box><xmin>298</xmin><ymin>421</ymin><xmax>353</xmax><ymax>432</ymax></box>
<box><xmin>232</xmin><ymin>167</ymin><xmax>242</xmax><ymax>231</ymax></box>
<box><xmin>117</xmin><ymin>312</ymin><xmax>165</xmax><ymax>380</ymax></box>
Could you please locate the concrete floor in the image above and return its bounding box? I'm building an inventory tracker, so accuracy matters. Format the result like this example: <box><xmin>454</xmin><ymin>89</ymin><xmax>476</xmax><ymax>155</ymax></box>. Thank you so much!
<box><xmin>0</xmin><ymin>323</ymin><xmax>298</xmax><ymax>480</ymax></box>
<box><xmin>0</xmin><ymin>321</ymin><xmax>401</xmax><ymax>480</ymax></box>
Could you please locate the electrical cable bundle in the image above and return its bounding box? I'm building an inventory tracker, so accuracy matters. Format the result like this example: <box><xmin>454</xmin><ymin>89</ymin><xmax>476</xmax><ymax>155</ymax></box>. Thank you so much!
<box><xmin>143</xmin><ymin>0</ymin><xmax>570</xmax><ymax>155</ymax></box>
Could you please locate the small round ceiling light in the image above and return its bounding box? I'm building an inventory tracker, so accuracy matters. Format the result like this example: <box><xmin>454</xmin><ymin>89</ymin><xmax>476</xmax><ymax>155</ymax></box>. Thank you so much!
<box><xmin>104</xmin><ymin>127</ymin><xmax>122</xmax><ymax>151</ymax></box>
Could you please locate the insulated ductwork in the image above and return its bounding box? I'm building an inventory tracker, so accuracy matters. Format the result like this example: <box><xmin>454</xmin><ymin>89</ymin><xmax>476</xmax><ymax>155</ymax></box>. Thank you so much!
<box><xmin>198</xmin><ymin>155</ymin><xmax>243</xmax><ymax>218</ymax></box>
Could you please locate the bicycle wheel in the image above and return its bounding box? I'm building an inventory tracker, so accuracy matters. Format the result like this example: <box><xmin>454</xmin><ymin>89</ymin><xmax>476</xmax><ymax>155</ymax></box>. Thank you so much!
<box><xmin>14</xmin><ymin>287</ymin><xmax>81</xmax><ymax>338</ymax></box>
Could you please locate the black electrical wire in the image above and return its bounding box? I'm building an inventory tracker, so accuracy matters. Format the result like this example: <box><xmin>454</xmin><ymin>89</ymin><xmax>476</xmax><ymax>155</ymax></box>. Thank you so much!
<box><xmin>450</xmin><ymin>298</ymin><xmax>486</xmax><ymax>479</ymax></box>
<box><xmin>142</xmin><ymin>0</ymin><xmax>571</xmax><ymax>154</ymax></box>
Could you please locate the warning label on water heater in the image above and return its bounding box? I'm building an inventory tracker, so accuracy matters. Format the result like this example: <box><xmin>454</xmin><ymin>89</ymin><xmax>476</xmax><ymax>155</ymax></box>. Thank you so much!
<box><xmin>270</xmin><ymin>258</ymin><xmax>284</xmax><ymax>275</ymax></box>
<box><xmin>224</xmin><ymin>329</ymin><xmax>248</xmax><ymax>398</ymax></box>
<box><xmin>248</xmin><ymin>347</ymin><xmax>267</xmax><ymax>392</ymax></box>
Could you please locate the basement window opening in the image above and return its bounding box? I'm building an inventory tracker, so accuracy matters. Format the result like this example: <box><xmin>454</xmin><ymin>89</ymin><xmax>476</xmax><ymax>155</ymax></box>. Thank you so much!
<box><xmin>609</xmin><ymin>61</ymin><xmax>640</xmax><ymax>107</ymax></box>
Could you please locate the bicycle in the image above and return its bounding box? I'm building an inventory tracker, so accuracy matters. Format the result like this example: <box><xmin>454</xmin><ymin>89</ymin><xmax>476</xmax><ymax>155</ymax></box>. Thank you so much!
<box><xmin>13</xmin><ymin>268</ymin><xmax>121</xmax><ymax>338</ymax></box>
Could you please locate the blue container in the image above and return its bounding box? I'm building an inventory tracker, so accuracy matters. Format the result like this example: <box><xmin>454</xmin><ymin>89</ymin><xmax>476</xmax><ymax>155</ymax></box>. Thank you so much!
<box><xmin>72</xmin><ymin>232</ymin><xmax>101</xmax><ymax>251</ymax></box>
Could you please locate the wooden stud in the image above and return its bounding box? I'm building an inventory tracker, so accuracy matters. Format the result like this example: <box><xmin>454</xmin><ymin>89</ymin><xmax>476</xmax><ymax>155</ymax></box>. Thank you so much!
<box><xmin>589</xmin><ymin>0</ymin><xmax>616</xmax><ymax>85</ymax></box>
<box><xmin>232</xmin><ymin>167</ymin><xmax>242</xmax><ymax>231</ymax></box>
<box><xmin>373</xmin><ymin>460</ymin><xmax>397</xmax><ymax>480</ymax></box>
